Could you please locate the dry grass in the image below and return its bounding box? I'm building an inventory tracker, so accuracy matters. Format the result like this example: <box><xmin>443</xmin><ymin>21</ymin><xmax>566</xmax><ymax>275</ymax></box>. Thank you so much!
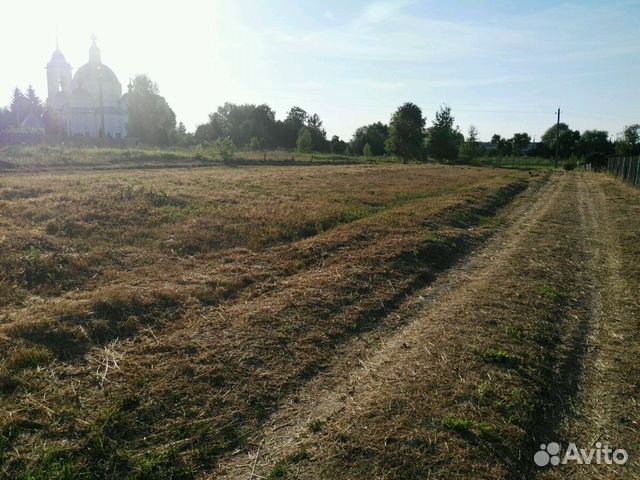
<box><xmin>0</xmin><ymin>146</ymin><xmax>392</xmax><ymax>172</ymax></box>
<box><xmin>0</xmin><ymin>163</ymin><xmax>537</xmax><ymax>478</ymax></box>
<box><xmin>228</xmin><ymin>172</ymin><xmax>640</xmax><ymax>480</ymax></box>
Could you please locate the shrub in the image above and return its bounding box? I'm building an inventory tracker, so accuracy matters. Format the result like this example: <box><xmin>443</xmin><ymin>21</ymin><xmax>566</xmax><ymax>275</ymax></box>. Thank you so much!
<box><xmin>211</xmin><ymin>137</ymin><xmax>236</xmax><ymax>162</ymax></box>
<box><xmin>363</xmin><ymin>143</ymin><xmax>373</xmax><ymax>158</ymax></box>
<box><xmin>563</xmin><ymin>157</ymin><xmax>577</xmax><ymax>171</ymax></box>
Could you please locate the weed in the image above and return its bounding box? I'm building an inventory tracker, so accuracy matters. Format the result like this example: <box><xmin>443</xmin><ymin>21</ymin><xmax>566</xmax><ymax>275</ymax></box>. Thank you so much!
<box><xmin>474</xmin><ymin>422</ymin><xmax>497</xmax><ymax>438</ymax></box>
<box><xmin>287</xmin><ymin>448</ymin><xmax>310</xmax><ymax>463</ymax></box>
<box><xmin>483</xmin><ymin>349</ymin><xmax>512</xmax><ymax>364</ymax></box>
<box><xmin>540</xmin><ymin>284</ymin><xmax>568</xmax><ymax>303</ymax></box>
<box><xmin>308</xmin><ymin>419</ymin><xmax>325</xmax><ymax>433</ymax></box>
<box><xmin>268</xmin><ymin>461</ymin><xmax>289</xmax><ymax>479</ymax></box>
<box><xmin>24</xmin><ymin>448</ymin><xmax>82</xmax><ymax>480</ymax></box>
<box><xmin>442</xmin><ymin>416</ymin><xmax>471</xmax><ymax>433</ymax></box>
<box><xmin>477</xmin><ymin>382</ymin><xmax>493</xmax><ymax>399</ymax></box>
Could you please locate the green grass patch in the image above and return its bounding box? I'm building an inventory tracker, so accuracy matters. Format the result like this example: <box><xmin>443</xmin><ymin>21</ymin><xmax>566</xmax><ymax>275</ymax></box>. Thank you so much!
<box><xmin>308</xmin><ymin>419</ymin><xmax>325</xmax><ymax>433</ymax></box>
<box><xmin>483</xmin><ymin>349</ymin><xmax>512</xmax><ymax>364</ymax></box>
<box><xmin>442</xmin><ymin>416</ymin><xmax>471</xmax><ymax>433</ymax></box>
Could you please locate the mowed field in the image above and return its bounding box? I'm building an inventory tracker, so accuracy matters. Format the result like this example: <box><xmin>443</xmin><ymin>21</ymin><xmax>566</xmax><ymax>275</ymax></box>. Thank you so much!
<box><xmin>0</xmin><ymin>163</ymin><xmax>638</xmax><ymax>479</ymax></box>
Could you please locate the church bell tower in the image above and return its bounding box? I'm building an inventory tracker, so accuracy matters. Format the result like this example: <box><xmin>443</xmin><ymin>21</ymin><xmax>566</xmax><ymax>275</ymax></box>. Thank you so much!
<box><xmin>46</xmin><ymin>41</ymin><xmax>72</xmax><ymax>103</ymax></box>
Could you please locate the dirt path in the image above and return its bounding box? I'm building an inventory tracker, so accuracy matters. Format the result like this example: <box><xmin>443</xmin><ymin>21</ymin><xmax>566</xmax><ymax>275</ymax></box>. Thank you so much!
<box><xmin>210</xmin><ymin>172</ymin><xmax>639</xmax><ymax>479</ymax></box>
<box><xmin>538</xmin><ymin>174</ymin><xmax>640</xmax><ymax>479</ymax></box>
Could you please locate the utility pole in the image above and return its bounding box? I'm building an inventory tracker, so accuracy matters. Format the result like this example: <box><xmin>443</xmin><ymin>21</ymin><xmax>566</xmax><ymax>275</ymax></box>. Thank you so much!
<box><xmin>555</xmin><ymin>107</ymin><xmax>561</xmax><ymax>168</ymax></box>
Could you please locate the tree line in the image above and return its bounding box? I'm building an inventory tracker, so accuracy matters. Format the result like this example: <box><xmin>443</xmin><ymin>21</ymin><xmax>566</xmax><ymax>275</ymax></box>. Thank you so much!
<box><xmin>1</xmin><ymin>76</ymin><xmax>639</xmax><ymax>160</ymax></box>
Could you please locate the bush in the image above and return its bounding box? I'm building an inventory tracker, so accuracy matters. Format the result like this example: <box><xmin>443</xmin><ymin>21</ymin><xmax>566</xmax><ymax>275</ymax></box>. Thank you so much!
<box><xmin>563</xmin><ymin>157</ymin><xmax>577</xmax><ymax>171</ymax></box>
<box><xmin>211</xmin><ymin>137</ymin><xmax>236</xmax><ymax>162</ymax></box>
<box><xmin>363</xmin><ymin>143</ymin><xmax>373</xmax><ymax>158</ymax></box>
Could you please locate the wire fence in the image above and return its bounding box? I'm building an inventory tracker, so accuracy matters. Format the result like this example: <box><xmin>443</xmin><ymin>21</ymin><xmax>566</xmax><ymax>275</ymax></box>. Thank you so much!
<box><xmin>607</xmin><ymin>156</ymin><xmax>640</xmax><ymax>187</ymax></box>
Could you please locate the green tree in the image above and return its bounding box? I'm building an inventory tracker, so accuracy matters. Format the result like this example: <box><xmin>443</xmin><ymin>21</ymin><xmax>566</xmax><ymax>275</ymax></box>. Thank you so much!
<box><xmin>576</xmin><ymin>130</ymin><xmax>613</xmax><ymax>157</ymax></box>
<box><xmin>350</xmin><ymin>122</ymin><xmax>389</xmax><ymax>155</ymax></box>
<box><xmin>330</xmin><ymin>135</ymin><xmax>347</xmax><ymax>154</ymax></box>
<box><xmin>171</xmin><ymin>122</ymin><xmax>195</xmax><ymax>147</ymax></box>
<box><xmin>511</xmin><ymin>132</ymin><xmax>531</xmax><ymax>155</ymax></box>
<box><xmin>305</xmin><ymin>113</ymin><xmax>329</xmax><ymax>152</ymax></box>
<box><xmin>363</xmin><ymin>143</ymin><xmax>373</xmax><ymax>157</ymax></box>
<box><xmin>490</xmin><ymin>134</ymin><xmax>512</xmax><ymax>156</ymax></box>
<box><xmin>125</xmin><ymin>75</ymin><xmax>176</xmax><ymax>145</ymax></box>
<box><xmin>297</xmin><ymin>127</ymin><xmax>313</xmax><ymax>153</ymax></box>
<box><xmin>425</xmin><ymin>105</ymin><xmax>463</xmax><ymax>161</ymax></box>
<box><xmin>614</xmin><ymin>124</ymin><xmax>640</xmax><ymax>155</ymax></box>
<box><xmin>540</xmin><ymin>123</ymin><xmax>580</xmax><ymax>158</ymax></box>
<box><xmin>459</xmin><ymin>126</ymin><xmax>484</xmax><ymax>162</ymax></box>
<box><xmin>385</xmin><ymin>102</ymin><xmax>426</xmax><ymax>161</ymax></box>
<box><xmin>280</xmin><ymin>106</ymin><xmax>308</xmax><ymax>149</ymax></box>
<box><xmin>249</xmin><ymin>136</ymin><xmax>262</xmax><ymax>151</ymax></box>
<box><xmin>198</xmin><ymin>102</ymin><xmax>277</xmax><ymax>148</ymax></box>
<box><xmin>211</xmin><ymin>137</ymin><xmax>236</xmax><ymax>162</ymax></box>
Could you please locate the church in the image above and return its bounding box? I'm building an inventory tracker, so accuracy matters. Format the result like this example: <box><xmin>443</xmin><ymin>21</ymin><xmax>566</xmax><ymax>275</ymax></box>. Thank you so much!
<box><xmin>46</xmin><ymin>35</ymin><xmax>127</xmax><ymax>138</ymax></box>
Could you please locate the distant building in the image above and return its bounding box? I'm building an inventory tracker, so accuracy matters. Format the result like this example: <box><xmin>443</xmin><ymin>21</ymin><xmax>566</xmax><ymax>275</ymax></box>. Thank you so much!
<box><xmin>45</xmin><ymin>35</ymin><xmax>127</xmax><ymax>138</ymax></box>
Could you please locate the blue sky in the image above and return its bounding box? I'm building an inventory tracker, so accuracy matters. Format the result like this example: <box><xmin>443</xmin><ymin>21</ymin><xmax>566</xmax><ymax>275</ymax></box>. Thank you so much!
<box><xmin>2</xmin><ymin>0</ymin><xmax>639</xmax><ymax>141</ymax></box>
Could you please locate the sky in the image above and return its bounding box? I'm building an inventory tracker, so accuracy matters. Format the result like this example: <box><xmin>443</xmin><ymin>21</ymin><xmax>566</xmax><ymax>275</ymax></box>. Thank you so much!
<box><xmin>1</xmin><ymin>0</ymin><xmax>639</xmax><ymax>141</ymax></box>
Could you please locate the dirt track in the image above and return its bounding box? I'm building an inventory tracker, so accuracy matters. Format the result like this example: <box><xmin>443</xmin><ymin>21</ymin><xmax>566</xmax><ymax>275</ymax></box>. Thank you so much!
<box><xmin>213</xmin><ymin>172</ymin><xmax>640</xmax><ymax>479</ymax></box>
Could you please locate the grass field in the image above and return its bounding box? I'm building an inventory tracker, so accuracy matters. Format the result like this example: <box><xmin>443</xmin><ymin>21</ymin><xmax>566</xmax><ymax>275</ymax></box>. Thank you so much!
<box><xmin>0</xmin><ymin>146</ymin><xmax>553</xmax><ymax>172</ymax></box>
<box><xmin>1</xmin><ymin>160</ymin><xmax>638</xmax><ymax>479</ymax></box>
<box><xmin>0</xmin><ymin>146</ymin><xmax>387</xmax><ymax>171</ymax></box>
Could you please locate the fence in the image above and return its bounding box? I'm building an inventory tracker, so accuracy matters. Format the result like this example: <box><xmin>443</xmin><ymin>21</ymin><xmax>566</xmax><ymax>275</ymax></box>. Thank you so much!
<box><xmin>607</xmin><ymin>156</ymin><xmax>640</xmax><ymax>187</ymax></box>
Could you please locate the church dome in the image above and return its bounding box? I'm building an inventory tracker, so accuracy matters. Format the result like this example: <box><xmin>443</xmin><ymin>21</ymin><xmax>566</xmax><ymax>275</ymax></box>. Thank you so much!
<box><xmin>73</xmin><ymin>62</ymin><xmax>120</xmax><ymax>87</ymax></box>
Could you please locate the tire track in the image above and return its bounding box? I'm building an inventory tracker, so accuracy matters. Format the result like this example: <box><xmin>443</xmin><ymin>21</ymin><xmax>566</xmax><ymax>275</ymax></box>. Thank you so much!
<box><xmin>538</xmin><ymin>174</ymin><xmax>640</xmax><ymax>479</ymax></box>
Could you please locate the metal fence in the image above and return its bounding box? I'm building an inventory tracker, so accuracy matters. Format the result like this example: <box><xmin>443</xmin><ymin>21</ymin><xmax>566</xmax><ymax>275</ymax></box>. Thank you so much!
<box><xmin>607</xmin><ymin>156</ymin><xmax>640</xmax><ymax>187</ymax></box>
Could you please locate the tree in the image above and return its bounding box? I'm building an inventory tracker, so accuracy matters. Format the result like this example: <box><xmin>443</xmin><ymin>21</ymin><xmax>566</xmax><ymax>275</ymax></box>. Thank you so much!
<box><xmin>363</xmin><ymin>143</ymin><xmax>373</xmax><ymax>157</ymax></box>
<box><xmin>350</xmin><ymin>122</ymin><xmax>389</xmax><ymax>155</ymax></box>
<box><xmin>199</xmin><ymin>102</ymin><xmax>277</xmax><ymax>148</ymax></box>
<box><xmin>385</xmin><ymin>102</ymin><xmax>426</xmax><ymax>161</ymax></box>
<box><xmin>615</xmin><ymin>124</ymin><xmax>640</xmax><ymax>156</ymax></box>
<box><xmin>576</xmin><ymin>130</ymin><xmax>613</xmax><ymax>157</ymax></box>
<box><xmin>280</xmin><ymin>106</ymin><xmax>308</xmax><ymax>148</ymax></box>
<box><xmin>459</xmin><ymin>126</ymin><xmax>484</xmax><ymax>162</ymax></box>
<box><xmin>171</xmin><ymin>122</ymin><xmax>195</xmax><ymax>147</ymax></box>
<box><xmin>249</xmin><ymin>136</ymin><xmax>262</xmax><ymax>151</ymax></box>
<box><xmin>125</xmin><ymin>75</ymin><xmax>176</xmax><ymax>145</ymax></box>
<box><xmin>297</xmin><ymin>127</ymin><xmax>313</xmax><ymax>153</ymax></box>
<box><xmin>0</xmin><ymin>107</ymin><xmax>12</xmax><ymax>131</ymax></box>
<box><xmin>540</xmin><ymin>123</ymin><xmax>580</xmax><ymax>158</ymax></box>
<box><xmin>305</xmin><ymin>113</ymin><xmax>329</xmax><ymax>152</ymax></box>
<box><xmin>9</xmin><ymin>88</ymin><xmax>29</xmax><ymax>127</ymax></box>
<box><xmin>425</xmin><ymin>105</ymin><xmax>463</xmax><ymax>161</ymax></box>
<box><xmin>511</xmin><ymin>132</ymin><xmax>531</xmax><ymax>155</ymax></box>
<box><xmin>25</xmin><ymin>86</ymin><xmax>44</xmax><ymax>118</ymax></box>
<box><xmin>490</xmin><ymin>134</ymin><xmax>512</xmax><ymax>156</ymax></box>
<box><xmin>330</xmin><ymin>135</ymin><xmax>348</xmax><ymax>154</ymax></box>
<box><xmin>211</xmin><ymin>137</ymin><xmax>236</xmax><ymax>162</ymax></box>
